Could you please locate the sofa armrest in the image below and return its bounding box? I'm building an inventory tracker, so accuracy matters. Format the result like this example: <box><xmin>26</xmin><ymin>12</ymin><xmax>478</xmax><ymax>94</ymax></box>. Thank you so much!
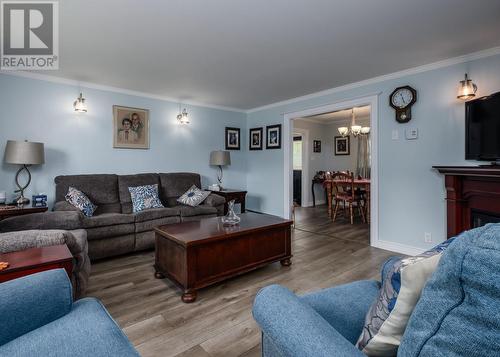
<box><xmin>253</xmin><ymin>285</ymin><xmax>365</xmax><ymax>357</ymax></box>
<box><xmin>0</xmin><ymin>229</ymin><xmax>73</xmax><ymax>254</ymax></box>
<box><xmin>54</xmin><ymin>201</ymin><xmax>80</xmax><ymax>212</ymax></box>
<box><xmin>0</xmin><ymin>211</ymin><xmax>83</xmax><ymax>233</ymax></box>
<box><xmin>0</xmin><ymin>269</ymin><xmax>73</xmax><ymax>345</ymax></box>
<box><xmin>204</xmin><ymin>193</ymin><xmax>225</xmax><ymax>207</ymax></box>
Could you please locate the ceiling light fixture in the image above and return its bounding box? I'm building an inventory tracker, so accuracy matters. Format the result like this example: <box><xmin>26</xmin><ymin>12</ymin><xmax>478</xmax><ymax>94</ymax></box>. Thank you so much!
<box><xmin>177</xmin><ymin>106</ymin><xmax>190</xmax><ymax>124</ymax></box>
<box><xmin>338</xmin><ymin>108</ymin><xmax>370</xmax><ymax>137</ymax></box>
<box><xmin>457</xmin><ymin>73</ymin><xmax>477</xmax><ymax>100</ymax></box>
<box><xmin>73</xmin><ymin>92</ymin><xmax>87</xmax><ymax>113</ymax></box>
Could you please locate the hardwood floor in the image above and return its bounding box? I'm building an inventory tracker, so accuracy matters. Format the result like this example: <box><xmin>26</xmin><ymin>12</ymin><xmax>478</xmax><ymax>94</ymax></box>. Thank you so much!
<box><xmin>87</xmin><ymin>208</ymin><xmax>390</xmax><ymax>357</ymax></box>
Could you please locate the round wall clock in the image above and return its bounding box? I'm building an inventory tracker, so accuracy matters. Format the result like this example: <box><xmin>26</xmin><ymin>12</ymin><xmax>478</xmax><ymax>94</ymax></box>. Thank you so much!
<box><xmin>389</xmin><ymin>86</ymin><xmax>417</xmax><ymax>123</ymax></box>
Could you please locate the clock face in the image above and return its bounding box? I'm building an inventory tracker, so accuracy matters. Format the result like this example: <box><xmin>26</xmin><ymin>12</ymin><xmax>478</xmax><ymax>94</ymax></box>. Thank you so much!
<box><xmin>391</xmin><ymin>88</ymin><xmax>414</xmax><ymax>108</ymax></box>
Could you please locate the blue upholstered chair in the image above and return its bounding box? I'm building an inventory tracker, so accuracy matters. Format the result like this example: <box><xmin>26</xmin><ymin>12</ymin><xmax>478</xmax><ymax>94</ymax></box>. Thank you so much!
<box><xmin>0</xmin><ymin>269</ymin><xmax>139</xmax><ymax>357</ymax></box>
<box><xmin>253</xmin><ymin>224</ymin><xmax>500</xmax><ymax>357</ymax></box>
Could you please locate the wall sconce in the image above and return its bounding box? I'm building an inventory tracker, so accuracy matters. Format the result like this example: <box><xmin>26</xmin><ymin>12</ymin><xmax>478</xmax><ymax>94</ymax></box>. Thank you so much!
<box><xmin>73</xmin><ymin>92</ymin><xmax>87</xmax><ymax>112</ymax></box>
<box><xmin>457</xmin><ymin>73</ymin><xmax>477</xmax><ymax>100</ymax></box>
<box><xmin>177</xmin><ymin>107</ymin><xmax>190</xmax><ymax>124</ymax></box>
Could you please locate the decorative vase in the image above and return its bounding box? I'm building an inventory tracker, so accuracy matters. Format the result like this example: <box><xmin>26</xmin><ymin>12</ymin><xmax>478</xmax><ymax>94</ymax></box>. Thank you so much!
<box><xmin>221</xmin><ymin>199</ymin><xmax>241</xmax><ymax>226</ymax></box>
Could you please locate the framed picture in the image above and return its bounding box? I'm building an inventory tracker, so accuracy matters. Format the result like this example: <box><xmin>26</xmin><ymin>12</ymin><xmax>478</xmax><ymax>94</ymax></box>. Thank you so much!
<box><xmin>334</xmin><ymin>136</ymin><xmax>350</xmax><ymax>155</ymax></box>
<box><xmin>249</xmin><ymin>127</ymin><xmax>263</xmax><ymax>150</ymax></box>
<box><xmin>113</xmin><ymin>105</ymin><xmax>149</xmax><ymax>149</ymax></box>
<box><xmin>225</xmin><ymin>127</ymin><xmax>240</xmax><ymax>150</ymax></box>
<box><xmin>313</xmin><ymin>140</ymin><xmax>321</xmax><ymax>153</ymax></box>
<box><xmin>266</xmin><ymin>124</ymin><xmax>282</xmax><ymax>149</ymax></box>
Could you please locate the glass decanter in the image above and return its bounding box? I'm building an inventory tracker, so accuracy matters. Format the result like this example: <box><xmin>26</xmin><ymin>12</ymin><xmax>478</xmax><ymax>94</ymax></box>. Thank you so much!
<box><xmin>221</xmin><ymin>199</ymin><xmax>241</xmax><ymax>226</ymax></box>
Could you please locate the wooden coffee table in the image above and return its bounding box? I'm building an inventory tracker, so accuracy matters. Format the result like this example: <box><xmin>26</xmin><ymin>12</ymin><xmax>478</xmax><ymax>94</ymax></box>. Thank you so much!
<box><xmin>154</xmin><ymin>212</ymin><xmax>292</xmax><ymax>303</ymax></box>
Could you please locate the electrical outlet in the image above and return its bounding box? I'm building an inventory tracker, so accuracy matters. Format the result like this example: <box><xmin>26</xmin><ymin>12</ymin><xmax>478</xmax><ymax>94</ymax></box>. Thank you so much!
<box><xmin>424</xmin><ymin>232</ymin><xmax>432</xmax><ymax>243</ymax></box>
<box><xmin>392</xmin><ymin>129</ymin><xmax>399</xmax><ymax>140</ymax></box>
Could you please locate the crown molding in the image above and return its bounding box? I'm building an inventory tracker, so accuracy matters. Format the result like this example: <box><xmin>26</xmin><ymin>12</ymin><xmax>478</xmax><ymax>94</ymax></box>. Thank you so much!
<box><xmin>247</xmin><ymin>46</ymin><xmax>500</xmax><ymax>114</ymax></box>
<box><xmin>0</xmin><ymin>70</ymin><xmax>247</xmax><ymax>114</ymax></box>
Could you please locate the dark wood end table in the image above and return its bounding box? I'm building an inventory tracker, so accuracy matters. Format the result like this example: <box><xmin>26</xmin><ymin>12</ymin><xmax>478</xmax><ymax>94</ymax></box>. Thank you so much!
<box><xmin>210</xmin><ymin>189</ymin><xmax>247</xmax><ymax>214</ymax></box>
<box><xmin>154</xmin><ymin>212</ymin><xmax>292</xmax><ymax>303</ymax></box>
<box><xmin>0</xmin><ymin>244</ymin><xmax>73</xmax><ymax>283</ymax></box>
<box><xmin>0</xmin><ymin>204</ymin><xmax>48</xmax><ymax>221</ymax></box>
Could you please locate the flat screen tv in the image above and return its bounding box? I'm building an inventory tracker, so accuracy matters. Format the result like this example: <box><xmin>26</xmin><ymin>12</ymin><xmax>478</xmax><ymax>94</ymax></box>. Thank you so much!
<box><xmin>465</xmin><ymin>91</ymin><xmax>500</xmax><ymax>162</ymax></box>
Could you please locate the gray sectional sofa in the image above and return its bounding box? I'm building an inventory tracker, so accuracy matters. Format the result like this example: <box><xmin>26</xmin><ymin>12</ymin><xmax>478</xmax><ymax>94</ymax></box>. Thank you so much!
<box><xmin>0</xmin><ymin>173</ymin><xmax>225</xmax><ymax>261</ymax></box>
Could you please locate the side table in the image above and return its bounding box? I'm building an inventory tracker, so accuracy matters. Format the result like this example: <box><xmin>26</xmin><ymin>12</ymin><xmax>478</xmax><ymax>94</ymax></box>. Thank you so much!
<box><xmin>0</xmin><ymin>204</ymin><xmax>48</xmax><ymax>221</ymax></box>
<box><xmin>0</xmin><ymin>244</ymin><xmax>73</xmax><ymax>283</ymax></box>
<box><xmin>210</xmin><ymin>189</ymin><xmax>247</xmax><ymax>215</ymax></box>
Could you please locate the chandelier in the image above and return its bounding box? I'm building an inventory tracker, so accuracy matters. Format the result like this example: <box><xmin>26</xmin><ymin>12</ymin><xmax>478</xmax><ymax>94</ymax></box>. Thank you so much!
<box><xmin>338</xmin><ymin>107</ymin><xmax>370</xmax><ymax>137</ymax></box>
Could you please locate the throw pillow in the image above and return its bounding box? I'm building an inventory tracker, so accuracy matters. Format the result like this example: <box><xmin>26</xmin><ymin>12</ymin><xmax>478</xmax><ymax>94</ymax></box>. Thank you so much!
<box><xmin>128</xmin><ymin>184</ymin><xmax>164</xmax><ymax>213</ymax></box>
<box><xmin>356</xmin><ymin>238</ymin><xmax>456</xmax><ymax>356</ymax></box>
<box><xmin>65</xmin><ymin>186</ymin><xmax>97</xmax><ymax>217</ymax></box>
<box><xmin>177</xmin><ymin>185</ymin><xmax>210</xmax><ymax>207</ymax></box>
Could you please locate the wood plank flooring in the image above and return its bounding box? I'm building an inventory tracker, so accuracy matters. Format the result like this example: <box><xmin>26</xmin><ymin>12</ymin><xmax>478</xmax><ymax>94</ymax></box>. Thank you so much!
<box><xmin>87</xmin><ymin>206</ymin><xmax>391</xmax><ymax>357</ymax></box>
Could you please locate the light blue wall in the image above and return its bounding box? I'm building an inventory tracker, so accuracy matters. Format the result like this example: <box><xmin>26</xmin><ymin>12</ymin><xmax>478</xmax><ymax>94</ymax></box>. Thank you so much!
<box><xmin>247</xmin><ymin>54</ymin><xmax>500</xmax><ymax>250</ymax></box>
<box><xmin>0</xmin><ymin>74</ymin><xmax>247</xmax><ymax>206</ymax></box>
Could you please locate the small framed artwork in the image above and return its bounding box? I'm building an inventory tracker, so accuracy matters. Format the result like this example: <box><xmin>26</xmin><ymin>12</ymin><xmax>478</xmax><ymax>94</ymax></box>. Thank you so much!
<box><xmin>113</xmin><ymin>105</ymin><xmax>150</xmax><ymax>149</ymax></box>
<box><xmin>313</xmin><ymin>140</ymin><xmax>321</xmax><ymax>153</ymax></box>
<box><xmin>266</xmin><ymin>124</ymin><xmax>282</xmax><ymax>149</ymax></box>
<box><xmin>334</xmin><ymin>136</ymin><xmax>350</xmax><ymax>155</ymax></box>
<box><xmin>225</xmin><ymin>127</ymin><xmax>241</xmax><ymax>150</ymax></box>
<box><xmin>249</xmin><ymin>127</ymin><xmax>263</xmax><ymax>150</ymax></box>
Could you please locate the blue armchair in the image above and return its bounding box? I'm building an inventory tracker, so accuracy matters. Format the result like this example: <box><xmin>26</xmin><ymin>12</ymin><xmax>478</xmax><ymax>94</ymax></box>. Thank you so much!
<box><xmin>0</xmin><ymin>269</ymin><xmax>139</xmax><ymax>357</ymax></box>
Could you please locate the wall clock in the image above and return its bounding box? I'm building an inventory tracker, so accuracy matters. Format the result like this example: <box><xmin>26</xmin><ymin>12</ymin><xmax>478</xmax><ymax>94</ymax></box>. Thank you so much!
<box><xmin>389</xmin><ymin>86</ymin><xmax>417</xmax><ymax>123</ymax></box>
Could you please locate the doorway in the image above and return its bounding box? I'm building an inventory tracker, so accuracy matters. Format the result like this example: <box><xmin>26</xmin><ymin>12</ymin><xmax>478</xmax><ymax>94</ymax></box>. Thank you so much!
<box><xmin>293</xmin><ymin>134</ymin><xmax>303</xmax><ymax>206</ymax></box>
<box><xmin>283</xmin><ymin>94</ymin><xmax>379</xmax><ymax>248</ymax></box>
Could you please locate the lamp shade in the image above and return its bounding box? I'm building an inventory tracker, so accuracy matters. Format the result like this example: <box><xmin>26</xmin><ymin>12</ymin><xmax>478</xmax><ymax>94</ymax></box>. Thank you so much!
<box><xmin>4</xmin><ymin>140</ymin><xmax>45</xmax><ymax>165</ymax></box>
<box><xmin>210</xmin><ymin>150</ymin><xmax>231</xmax><ymax>166</ymax></box>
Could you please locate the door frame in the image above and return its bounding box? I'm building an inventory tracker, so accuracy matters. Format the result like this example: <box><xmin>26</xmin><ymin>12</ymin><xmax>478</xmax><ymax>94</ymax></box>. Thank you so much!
<box><xmin>292</xmin><ymin>128</ymin><xmax>310</xmax><ymax>206</ymax></box>
<box><xmin>283</xmin><ymin>94</ymin><xmax>379</xmax><ymax>247</ymax></box>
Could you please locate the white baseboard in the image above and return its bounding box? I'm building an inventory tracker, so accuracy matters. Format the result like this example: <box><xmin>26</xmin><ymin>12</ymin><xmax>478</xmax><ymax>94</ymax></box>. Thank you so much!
<box><xmin>302</xmin><ymin>200</ymin><xmax>326</xmax><ymax>207</ymax></box>
<box><xmin>372</xmin><ymin>239</ymin><xmax>426</xmax><ymax>256</ymax></box>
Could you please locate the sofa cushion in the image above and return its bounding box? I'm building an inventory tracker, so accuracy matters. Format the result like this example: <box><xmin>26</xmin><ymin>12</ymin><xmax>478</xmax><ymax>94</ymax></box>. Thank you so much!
<box><xmin>128</xmin><ymin>184</ymin><xmax>164</xmax><ymax>213</ymax></box>
<box><xmin>174</xmin><ymin>204</ymin><xmax>218</xmax><ymax>217</ymax></box>
<box><xmin>204</xmin><ymin>193</ymin><xmax>225</xmax><ymax>207</ymax></box>
<box><xmin>399</xmin><ymin>224</ymin><xmax>500</xmax><ymax>357</ymax></box>
<box><xmin>88</xmin><ymin>234</ymin><xmax>135</xmax><ymax>260</ymax></box>
<box><xmin>55</xmin><ymin>175</ymin><xmax>120</xmax><ymax>214</ymax></box>
<box><xmin>82</xmin><ymin>213</ymin><xmax>135</xmax><ymax>228</ymax></box>
<box><xmin>133</xmin><ymin>207</ymin><xmax>180</xmax><ymax>222</ymax></box>
<box><xmin>0</xmin><ymin>297</ymin><xmax>140</xmax><ymax>357</ymax></box>
<box><xmin>159</xmin><ymin>173</ymin><xmax>202</xmax><ymax>206</ymax></box>
<box><xmin>0</xmin><ymin>211</ymin><xmax>83</xmax><ymax>233</ymax></box>
<box><xmin>66</xmin><ymin>187</ymin><xmax>97</xmax><ymax>217</ymax></box>
<box><xmin>135</xmin><ymin>216</ymin><xmax>180</xmax><ymax>233</ymax></box>
<box><xmin>118</xmin><ymin>173</ymin><xmax>159</xmax><ymax>213</ymax></box>
<box><xmin>356</xmin><ymin>238</ymin><xmax>455</xmax><ymax>356</ymax></box>
<box><xmin>85</xmin><ymin>224</ymin><xmax>135</xmax><ymax>241</ymax></box>
<box><xmin>177</xmin><ymin>185</ymin><xmax>210</xmax><ymax>207</ymax></box>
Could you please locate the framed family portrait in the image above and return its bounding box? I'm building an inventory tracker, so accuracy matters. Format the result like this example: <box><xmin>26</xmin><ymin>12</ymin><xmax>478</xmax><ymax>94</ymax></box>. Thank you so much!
<box><xmin>225</xmin><ymin>127</ymin><xmax>240</xmax><ymax>150</ymax></box>
<box><xmin>113</xmin><ymin>105</ymin><xmax>150</xmax><ymax>149</ymax></box>
<box><xmin>266</xmin><ymin>124</ymin><xmax>281</xmax><ymax>149</ymax></box>
<box><xmin>249</xmin><ymin>127</ymin><xmax>263</xmax><ymax>150</ymax></box>
<box><xmin>334</xmin><ymin>136</ymin><xmax>350</xmax><ymax>155</ymax></box>
<box><xmin>313</xmin><ymin>140</ymin><xmax>321</xmax><ymax>153</ymax></box>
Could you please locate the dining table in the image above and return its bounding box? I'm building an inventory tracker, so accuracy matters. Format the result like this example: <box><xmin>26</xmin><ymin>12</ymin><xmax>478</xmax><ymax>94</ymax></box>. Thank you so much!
<box><xmin>323</xmin><ymin>178</ymin><xmax>371</xmax><ymax>223</ymax></box>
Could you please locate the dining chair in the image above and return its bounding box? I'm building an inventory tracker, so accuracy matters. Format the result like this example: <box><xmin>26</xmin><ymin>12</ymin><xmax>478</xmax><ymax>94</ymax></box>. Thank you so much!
<box><xmin>331</xmin><ymin>172</ymin><xmax>366</xmax><ymax>225</ymax></box>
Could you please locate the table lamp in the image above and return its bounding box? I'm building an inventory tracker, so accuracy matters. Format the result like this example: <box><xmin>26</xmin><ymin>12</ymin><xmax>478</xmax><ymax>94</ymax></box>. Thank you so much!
<box><xmin>209</xmin><ymin>150</ymin><xmax>231</xmax><ymax>190</ymax></box>
<box><xmin>4</xmin><ymin>140</ymin><xmax>45</xmax><ymax>205</ymax></box>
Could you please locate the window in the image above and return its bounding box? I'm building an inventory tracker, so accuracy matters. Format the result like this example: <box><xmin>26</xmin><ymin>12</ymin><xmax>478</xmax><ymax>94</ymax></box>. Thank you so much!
<box><xmin>293</xmin><ymin>136</ymin><xmax>302</xmax><ymax>170</ymax></box>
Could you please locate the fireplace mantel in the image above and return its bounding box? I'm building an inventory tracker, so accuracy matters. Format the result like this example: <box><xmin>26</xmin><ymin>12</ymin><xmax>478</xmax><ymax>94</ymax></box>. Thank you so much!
<box><xmin>434</xmin><ymin>165</ymin><xmax>500</xmax><ymax>237</ymax></box>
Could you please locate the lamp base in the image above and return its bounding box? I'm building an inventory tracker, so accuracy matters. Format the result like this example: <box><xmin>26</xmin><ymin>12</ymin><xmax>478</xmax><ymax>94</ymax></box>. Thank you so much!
<box><xmin>16</xmin><ymin>196</ymin><xmax>30</xmax><ymax>206</ymax></box>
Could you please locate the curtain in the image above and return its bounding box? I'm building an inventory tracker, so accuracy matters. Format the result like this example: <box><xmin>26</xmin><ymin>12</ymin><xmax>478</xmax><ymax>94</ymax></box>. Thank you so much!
<box><xmin>356</xmin><ymin>134</ymin><xmax>371</xmax><ymax>178</ymax></box>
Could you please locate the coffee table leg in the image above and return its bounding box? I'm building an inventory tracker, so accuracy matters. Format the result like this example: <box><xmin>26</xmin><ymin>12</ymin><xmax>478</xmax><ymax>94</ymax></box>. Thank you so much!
<box><xmin>182</xmin><ymin>289</ymin><xmax>197</xmax><ymax>303</ymax></box>
<box><xmin>280</xmin><ymin>258</ymin><xmax>292</xmax><ymax>266</ymax></box>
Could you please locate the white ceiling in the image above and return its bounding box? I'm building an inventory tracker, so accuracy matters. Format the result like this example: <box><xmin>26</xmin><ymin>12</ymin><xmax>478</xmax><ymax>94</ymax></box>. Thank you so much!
<box><xmin>42</xmin><ymin>0</ymin><xmax>500</xmax><ymax>110</ymax></box>
<box><xmin>298</xmin><ymin>106</ymin><xmax>370</xmax><ymax>125</ymax></box>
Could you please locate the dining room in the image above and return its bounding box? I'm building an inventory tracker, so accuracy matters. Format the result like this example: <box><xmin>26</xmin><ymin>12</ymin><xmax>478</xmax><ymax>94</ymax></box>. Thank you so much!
<box><xmin>292</xmin><ymin>105</ymin><xmax>371</xmax><ymax>245</ymax></box>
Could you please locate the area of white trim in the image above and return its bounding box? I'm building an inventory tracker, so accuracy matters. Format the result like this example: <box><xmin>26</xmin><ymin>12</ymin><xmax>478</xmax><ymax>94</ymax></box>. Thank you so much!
<box><xmin>248</xmin><ymin>46</ymin><xmax>500</xmax><ymax>113</ymax></box>
<box><xmin>283</xmin><ymin>94</ymin><xmax>379</xmax><ymax>249</ymax></box>
<box><xmin>292</xmin><ymin>128</ymin><xmax>310</xmax><ymax>207</ymax></box>
<box><xmin>0</xmin><ymin>70</ymin><xmax>246</xmax><ymax>114</ymax></box>
<box><xmin>372</xmin><ymin>240</ymin><xmax>426</xmax><ymax>256</ymax></box>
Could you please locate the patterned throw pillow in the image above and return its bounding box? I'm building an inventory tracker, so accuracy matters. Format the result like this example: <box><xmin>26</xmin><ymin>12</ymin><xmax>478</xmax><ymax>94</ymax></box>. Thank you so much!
<box><xmin>128</xmin><ymin>184</ymin><xmax>164</xmax><ymax>213</ymax></box>
<box><xmin>177</xmin><ymin>185</ymin><xmax>210</xmax><ymax>207</ymax></box>
<box><xmin>356</xmin><ymin>238</ymin><xmax>456</xmax><ymax>356</ymax></box>
<box><xmin>65</xmin><ymin>186</ymin><xmax>97</xmax><ymax>217</ymax></box>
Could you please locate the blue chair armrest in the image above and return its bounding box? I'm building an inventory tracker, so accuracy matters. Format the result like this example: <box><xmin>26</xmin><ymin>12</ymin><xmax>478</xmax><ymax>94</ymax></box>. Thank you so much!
<box><xmin>0</xmin><ymin>269</ymin><xmax>73</xmax><ymax>346</ymax></box>
<box><xmin>253</xmin><ymin>285</ymin><xmax>365</xmax><ymax>357</ymax></box>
